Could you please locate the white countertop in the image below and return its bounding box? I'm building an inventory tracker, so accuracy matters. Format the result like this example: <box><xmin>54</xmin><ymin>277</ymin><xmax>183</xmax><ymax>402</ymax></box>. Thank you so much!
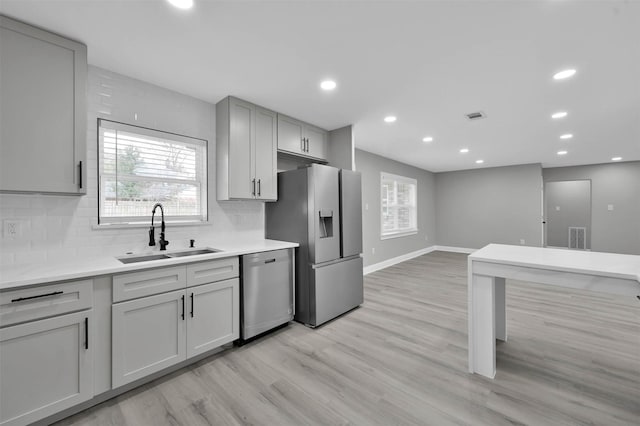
<box><xmin>469</xmin><ymin>244</ymin><xmax>640</xmax><ymax>283</ymax></box>
<box><xmin>0</xmin><ymin>239</ymin><xmax>298</xmax><ymax>291</ymax></box>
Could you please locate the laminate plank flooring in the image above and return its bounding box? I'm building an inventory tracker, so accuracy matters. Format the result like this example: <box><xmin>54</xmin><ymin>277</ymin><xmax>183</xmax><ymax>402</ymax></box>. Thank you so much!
<box><xmin>55</xmin><ymin>251</ymin><xmax>640</xmax><ymax>426</ymax></box>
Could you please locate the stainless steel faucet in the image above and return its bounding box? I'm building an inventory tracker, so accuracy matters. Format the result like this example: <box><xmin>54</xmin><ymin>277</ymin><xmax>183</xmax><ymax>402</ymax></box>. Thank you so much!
<box><xmin>149</xmin><ymin>203</ymin><xmax>169</xmax><ymax>250</ymax></box>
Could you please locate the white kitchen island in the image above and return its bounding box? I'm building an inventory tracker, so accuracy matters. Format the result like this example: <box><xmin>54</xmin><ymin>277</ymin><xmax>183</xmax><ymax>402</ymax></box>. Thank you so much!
<box><xmin>467</xmin><ymin>244</ymin><xmax>640</xmax><ymax>378</ymax></box>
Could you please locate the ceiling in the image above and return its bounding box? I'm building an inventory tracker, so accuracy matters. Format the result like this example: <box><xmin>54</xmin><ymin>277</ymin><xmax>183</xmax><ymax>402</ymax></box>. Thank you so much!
<box><xmin>1</xmin><ymin>0</ymin><xmax>639</xmax><ymax>172</ymax></box>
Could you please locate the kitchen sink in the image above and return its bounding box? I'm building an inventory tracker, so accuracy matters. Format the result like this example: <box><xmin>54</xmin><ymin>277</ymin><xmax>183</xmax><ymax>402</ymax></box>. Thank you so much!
<box><xmin>167</xmin><ymin>248</ymin><xmax>222</xmax><ymax>257</ymax></box>
<box><xmin>117</xmin><ymin>248</ymin><xmax>222</xmax><ymax>264</ymax></box>
<box><xmin>118</xmin><ymin>254</ymin><xmax>171</xmax><ymax>264</ymax></box>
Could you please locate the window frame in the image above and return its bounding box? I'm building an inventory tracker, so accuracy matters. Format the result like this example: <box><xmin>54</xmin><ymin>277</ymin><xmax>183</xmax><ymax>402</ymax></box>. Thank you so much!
<box><xmin>380</xmin><ymin>172</ymin><xmax>418</xmax><ymax>240</ymax></box>
<box><xmin>97</xmin><ymin>119</ymin><xmax>208</xmax><ymax>226</ymax></box>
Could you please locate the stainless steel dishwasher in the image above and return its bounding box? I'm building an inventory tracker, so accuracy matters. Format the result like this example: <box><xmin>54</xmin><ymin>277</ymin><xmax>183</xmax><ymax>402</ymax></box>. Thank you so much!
<box><xmin>240</xmin><ymin>249</ymin><xmax>294</xmax><ymax>342</ymax></box>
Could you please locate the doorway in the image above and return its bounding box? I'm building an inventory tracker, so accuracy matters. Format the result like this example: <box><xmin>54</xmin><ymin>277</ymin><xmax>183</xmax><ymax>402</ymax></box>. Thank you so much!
<box><xmin>544</xmin><ymin>180</ymin><xmax>592</xmax><ymax>249</ymax></box>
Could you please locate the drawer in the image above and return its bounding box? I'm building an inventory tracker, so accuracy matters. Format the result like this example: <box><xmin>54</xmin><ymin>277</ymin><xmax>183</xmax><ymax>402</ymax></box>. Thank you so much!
<box><xmin>187</xmin><ymin>257</ymin><xmax>239</xmax><ymax>287</ymax></box>
<box><xmin>0</xmin><ymin>280</ymin><xmax>93</xmax><ymax>327</ymax></box>
<box><xmin>113</xmin><ymin>266</ymin><xmax>186</xmax><ymax>302</ymax></box>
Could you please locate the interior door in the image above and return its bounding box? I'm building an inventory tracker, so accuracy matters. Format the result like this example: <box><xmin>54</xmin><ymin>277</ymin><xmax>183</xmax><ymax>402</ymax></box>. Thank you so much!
<box><xmin>544</xmin><ymin>180</ymin><xmax>592</xmax><ymax>249</ymax></box>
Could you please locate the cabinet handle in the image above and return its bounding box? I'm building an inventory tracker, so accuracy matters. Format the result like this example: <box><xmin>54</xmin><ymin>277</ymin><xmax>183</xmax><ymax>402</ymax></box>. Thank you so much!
<box><xmin>78</xmin><ymin>161</ymin><xmax>83</xmax><ymax>189</ymax></box>
<box><xmin>306</xmin><ymin>138</ymin><xmax>309</xmax><ymax>152</ymax></box>
<box><xmin>11</xmin><ymin>290</ymin><xmax>63</xmax><ymax>303</ymax></box>
<box><xmin>190</xmin><ymin>292</ymin><xmax>194</xmax><ymax>318</ymax></box>
<box><xmin>252</xmin><ymin>178</ymin><xmax>256</xmax><ymax>196</ymax></box>
<box><xmin>257</xmin><ymin>179</ymin><xmax>261</xmax><ymax>197</ymax></box>
<box><xmin>85</xmin><ymin>317</ymin><xmax>89</xmax><ymax>350</ymax></box>
<box><xmin>264</xmin><ymin>258</ymin><xmax>276</xmax><ymax>264</ymax></box>
<box><xmin>181</xmin><ymin>294</ymin><xmax>185</xmax><ymax>320</ymax></box>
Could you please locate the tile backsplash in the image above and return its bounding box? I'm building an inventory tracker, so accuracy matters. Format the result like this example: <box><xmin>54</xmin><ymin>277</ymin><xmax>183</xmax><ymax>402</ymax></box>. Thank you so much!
<box><xmin>0</xmin><ymin>66</ymin><xmax>264</xmax><ymax>267</ymax></box>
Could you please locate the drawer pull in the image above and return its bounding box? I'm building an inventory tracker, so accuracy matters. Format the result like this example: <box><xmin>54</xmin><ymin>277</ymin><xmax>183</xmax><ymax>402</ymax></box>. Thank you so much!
<box><xmin>11</xmin><ymin>290</ymin><xmax>63</xmax><ymax>303</ymax></box>
<box><xmin>264</xmin><ymin>258</ymin><xmax>276</xmax><ymax>264</ymax></box>
<box><xmin>181</xmin><ymin>294</ymin><xmax>185</xmax><ymax>320</ymax></box>
<box><xmin>85</xmin><ymin>317</ymin><xmax>89</xmax><ymax>350</ymax></box>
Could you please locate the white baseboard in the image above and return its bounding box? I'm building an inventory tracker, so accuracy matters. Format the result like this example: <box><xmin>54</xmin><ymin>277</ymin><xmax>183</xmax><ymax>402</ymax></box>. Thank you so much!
<box><xmin>433</xmin><ymin>245</ymin><xmax>477</xmax><ymax>254</ymax></box>
<box><xmin>363</xmin><ymin>246</ymin><xmax>436</xmax><ymax>275</ymax></box>
<box><xmin>363</xmin><ymin>245</ymin><xmax>477</xmax><ymax>275</ymax></box>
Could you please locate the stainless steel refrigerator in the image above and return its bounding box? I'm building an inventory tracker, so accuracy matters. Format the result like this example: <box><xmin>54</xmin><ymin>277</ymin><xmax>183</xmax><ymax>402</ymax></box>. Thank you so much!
<box><xmin>265</xmin><ymin>164</ymin><xmax>363</xmax><ymax>327</ymax></box>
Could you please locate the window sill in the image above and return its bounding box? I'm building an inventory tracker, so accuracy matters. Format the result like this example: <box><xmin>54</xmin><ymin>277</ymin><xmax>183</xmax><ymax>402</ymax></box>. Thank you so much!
<box><xmin>93</xmin><ymin>221</ymin><xmax>211</xmax><ymax>230</ymax></box>
<box><xmin>380</xmin><ymin>230</ymin><xmax>418</xmax><ymax>240</ymax></box>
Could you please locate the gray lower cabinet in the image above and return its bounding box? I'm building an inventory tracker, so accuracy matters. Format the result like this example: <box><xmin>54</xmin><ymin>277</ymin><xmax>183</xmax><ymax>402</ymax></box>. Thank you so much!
<box><xmin>111</xmin><ymin>258</ymin><xmax>240</xmax><ymax>388</ymax></box>
<box><xmin>0</xmin><ymin>310</ymin><xmax>93</xmax><ymax>426</ymax></box>
<box><xmin>216</xmin><ymin>96</ymin><xmax>277</xmax><ymax>201</ymax></box>
<box><xmin>186</xmin><ymin>279</ymin><xmax>239</xmax><ymax>358</ymax></box>
<box><xmin>277</xmin><ymin>114</ymin><xmax>328</xmax><ymax>161</ymax></box>
<box><xmin>111</xmin><ymin>289</ymin><xmax>187</xmax><ymax>388</ymax></box>
<box><xmin>0</xmin><ymin>15</ymin><xmax>87</xmax><ymax>195</ymax></box>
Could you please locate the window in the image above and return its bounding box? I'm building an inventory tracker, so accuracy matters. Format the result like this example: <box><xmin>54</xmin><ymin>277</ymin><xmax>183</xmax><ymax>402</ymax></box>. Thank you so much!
<box><xmin>381</xmin><ymin>172</ymin><xmax>417</xmax><ymax>238</ymax></box>
<box><xmin>98</xmin><ymin>119</ymin><xmax>207</xmax><ymax>225</ymax></box>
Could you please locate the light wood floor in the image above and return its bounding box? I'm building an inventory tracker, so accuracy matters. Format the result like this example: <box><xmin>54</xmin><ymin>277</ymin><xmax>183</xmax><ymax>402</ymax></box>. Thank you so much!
<box><xmin>56</xmin><ymin>251</ymin><xmax>640</xmax><ymax>426</ymax></box>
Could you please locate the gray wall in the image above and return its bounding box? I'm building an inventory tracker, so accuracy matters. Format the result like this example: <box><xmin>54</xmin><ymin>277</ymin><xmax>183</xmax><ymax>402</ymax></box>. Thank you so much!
<box><xmin>543</xmin><ymin>161</ymin><xmax>640</xmax><ymax>255</ymax></box>
<box><xmin>545</xmin><ymin>180</ymin><xmax>591</xmax><ymax>249</ymax></box>
<box><xmin>355</xmin><ymin>149</ymin><xmax>436</xmax><ymax>267</ymax></box>
<box><xmin>435</xmin><ymin>164</ymin><xmax>543</xmax><ymax>249</ymax></box>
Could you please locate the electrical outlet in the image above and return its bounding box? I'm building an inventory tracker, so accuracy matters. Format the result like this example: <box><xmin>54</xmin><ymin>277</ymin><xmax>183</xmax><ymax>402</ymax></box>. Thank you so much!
<box><xmin>520</xmin><ymin>239</ymin><xmax>525</xmax><ymax>245</ymax></box>
<box><xmin>372</xmin><ymin>247</ymin><xmax>376</xmax><ymax>254</ymax></box>
<box><xmin>365</xmin><ymin>203</ymin><xmax>369</xmax><ymax>211</ymax></box>
<box><xmin>425</xmin><ymin>234</ymin><xmax>429</xmax><ymax>241</ymax></box>
<box><xmin>3</xmin><ymin>220</ymin><xmax>21</xmax><ymax>239</ymax></box>
<box><xmin>608</xmin><ymin>204</ymin><xmax>614</xmax><ymax>211</ymax></box>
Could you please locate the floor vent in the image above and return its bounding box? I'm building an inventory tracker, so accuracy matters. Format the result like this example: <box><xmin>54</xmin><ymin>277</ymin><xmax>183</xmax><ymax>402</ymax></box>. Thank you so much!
<box><xmin>465</xmin><ymin>111</ymin><xmax>486</xmax><ymax>120</ymax></box>
<box><xmin>568</xmin><ymin>227</ymin><xmax>586</xmax><ymax>250</ymax></box>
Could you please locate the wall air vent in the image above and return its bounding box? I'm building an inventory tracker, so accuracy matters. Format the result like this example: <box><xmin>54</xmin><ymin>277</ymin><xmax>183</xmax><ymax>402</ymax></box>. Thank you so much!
<box><xmin>568</xmin><ymin>226</ymin><xmax>586</xmax><ymax>250</ymax></box>
<box><xmin>465</xmin><ymin>111</ymin><xmax>486</xmax><ymax>121</ymax></box>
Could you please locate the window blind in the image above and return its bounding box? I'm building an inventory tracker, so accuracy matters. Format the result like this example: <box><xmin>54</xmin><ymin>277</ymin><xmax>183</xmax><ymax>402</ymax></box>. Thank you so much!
<box><xmin>98</xmin><ymin>119</ymin><xmax>207</xmax><ymax>224</ymax></box>
<box><xmin>381</xmin><ymin>172</ymin><xmax>417</xmax><ymax>238</ymax></box>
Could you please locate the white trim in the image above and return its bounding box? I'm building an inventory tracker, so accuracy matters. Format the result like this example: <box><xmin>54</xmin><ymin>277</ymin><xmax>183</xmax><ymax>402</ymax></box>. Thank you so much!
<box><xmin>380</xmin><ymin>229</ymin><xmax>418</xmax><ymax>240</ymax></box>
<box><xmin>433</xmin><ymin>245</ymin><xmax>477</xmax><ymax>254</ymax></box>
<box><xmin>363</xmin><ymin>246</ymin><xmax>436</xmax><ymax>275</ymax></box>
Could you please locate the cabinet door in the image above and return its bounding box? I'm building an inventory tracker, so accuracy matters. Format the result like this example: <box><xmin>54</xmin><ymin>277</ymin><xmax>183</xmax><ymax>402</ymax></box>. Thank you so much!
<box><xmin>277</xmin><ymin>115</ymin><xmax>305</xmax><ymax>155</ymax></box>
<box><xmin>305</xmin><ymin>125</ymin><xmax>328</xmax><ymax>160</ymax></box>
<box><xmin>112</xmin><ymin>290</ymin><xmax>186</xmax><ymax>388</ymax></box>
<box><xmin>0</xmin><ymin>310</ymin><xmax>93</xmax><ymax>426</ymax></box>
<box><xmin>0</xmin><ymin>16</ymin><xmax>87</xmax><ymax>195</ymax></box>
<box><xmin>186</xmin><ymin>278</ymin><xmax>239</xmax><ymax>358</ymax></box>
<box><xmin>228</xmin><ymin>97</ymin><xmax>255</xmax><ymax>199</ymax></box>
<box><xmin>254</xmin><ymin>106</ymin><xmax>278</xmax><ymax>200</ymax></box>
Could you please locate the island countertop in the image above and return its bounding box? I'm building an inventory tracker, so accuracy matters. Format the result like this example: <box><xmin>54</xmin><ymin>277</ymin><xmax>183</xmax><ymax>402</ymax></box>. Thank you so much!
<box><xmin>469</xmin><ymin>244</ymin><xmax>640</xmax><ymax>283</ymax></box>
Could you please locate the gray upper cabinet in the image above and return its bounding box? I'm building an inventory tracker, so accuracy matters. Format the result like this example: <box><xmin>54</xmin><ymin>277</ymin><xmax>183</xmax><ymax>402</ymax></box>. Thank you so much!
<box><xmin>0</xmin><ymin>16</ymin><xmax>87</xmax><ymax>195</ymax></box>
<box><xmin>216</xmin><ymin>96</ymin><xmax>277</xmax><ymax>201</ymax></box>
<box><xmin>277</xmin><ymin>114</ymin><xmax>328</xmax><ymax>161</ymax></box>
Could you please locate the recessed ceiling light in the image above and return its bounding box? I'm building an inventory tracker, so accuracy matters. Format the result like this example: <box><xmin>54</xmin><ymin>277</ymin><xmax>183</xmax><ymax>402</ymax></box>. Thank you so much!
<box><xmin>553</xmin><ymin>69</ymin><xmax>576</xmax><ymax>80</ymax></box>
<box><xmin>384</xmin><ymin>116</ymin><xmax>397</xmax><ymax>123</ymax></box>
<box><xmin>611</xmin><ymin>156</ymin><xmax>623</xmax><ymax>161</ymax></box>
<box><xmin>475</xmin><ymin>159</ymin><xmax>484</xmax><ymax>164</ymax></box>
<box><xmin>560</xmin><ymin>133</ymin><xmax>573</xmax><ymax>140</ymax></box>
<box><xmin>551</xmin><ymin>111</ymin><xmax>568</xmax><ymax>119</ymax></box>
<box><xmin>320</xmin><ymin>80</ymin><xmax>336</xmax><ymax>91</ymax></box>
<box><xmin>460</xmin><ymin>148</ymin><xmax>469</xmax><ymax>154</ymax></box>
<box><xmin>557</xmin><ymin>150</ymin><xmax>568</xmax><ymax>155</ymax></box>
<box><xmin>422</xmin><ymin>136</ymin><xmax>433</xmax><ymax>142</ymax></box>
<box><xmin>167</xmin><ymin>0</ymin><xmax>194</xmax><ymax>9</ymax></box>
